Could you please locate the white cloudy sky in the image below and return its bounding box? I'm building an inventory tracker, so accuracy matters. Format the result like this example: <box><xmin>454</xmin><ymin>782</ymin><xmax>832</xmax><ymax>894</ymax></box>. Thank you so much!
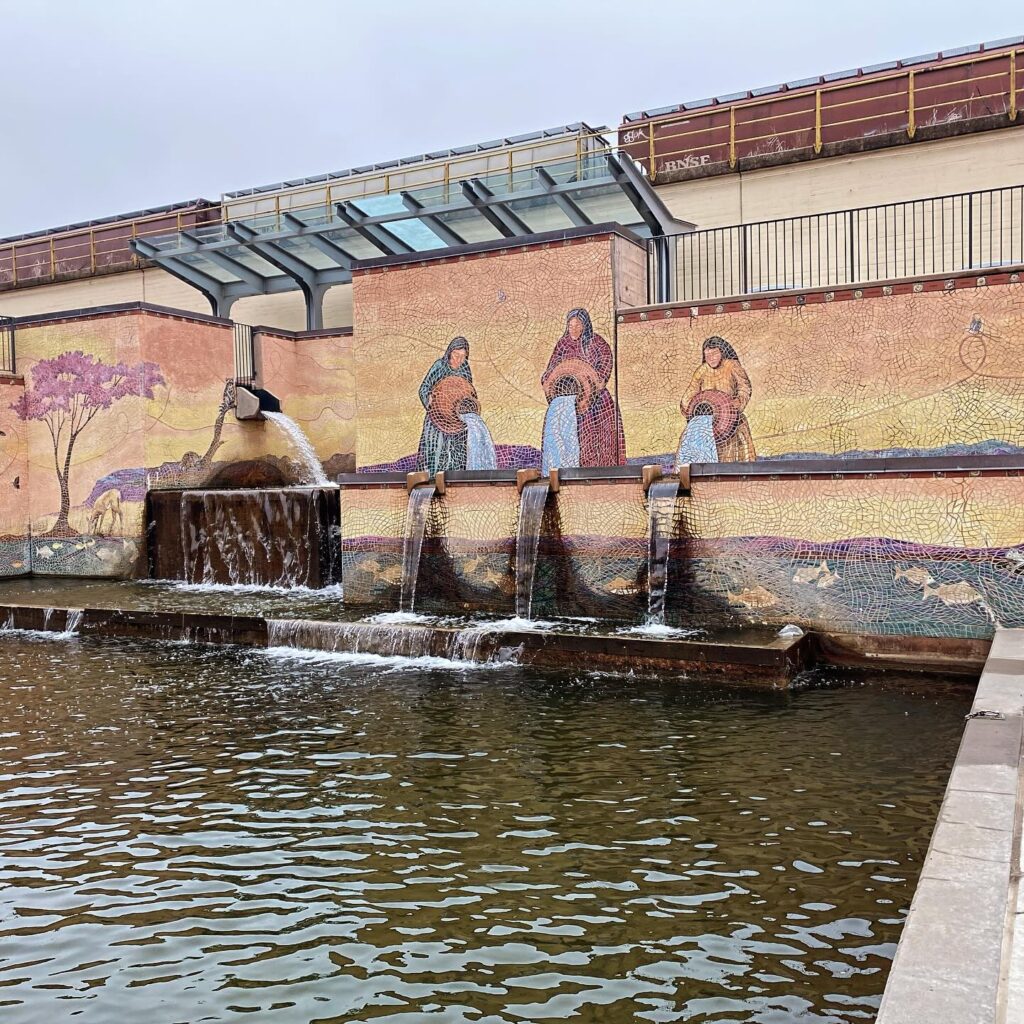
<box><xmin>0</xmin><ymin>0</ymin><xmax>1019</xmax><ymax>236</ymax></box>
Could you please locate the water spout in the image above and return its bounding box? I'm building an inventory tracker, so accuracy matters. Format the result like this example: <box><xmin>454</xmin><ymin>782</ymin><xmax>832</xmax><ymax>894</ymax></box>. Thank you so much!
<box><xmin>399</xmin><ymin>484</ymin><xmax>436</xmax><ymax>612</ymax></box>
<box><xmin>647</xmin><ymin>478</ymin><xmax>681</xmax><ymax>626</ymax></box>
<box><xmin>515</xmin><ymin>480</ymin><xmax>550</xmax><ymax>619</ymax></box>
<box><xmin>264</xmin><ymin>412</ymin><xmax>329</xmax><ymax>485</ymax></box>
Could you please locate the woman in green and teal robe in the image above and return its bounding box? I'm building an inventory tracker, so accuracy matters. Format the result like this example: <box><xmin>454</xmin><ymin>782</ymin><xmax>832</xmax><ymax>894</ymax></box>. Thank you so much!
<box><xmin>416</xmin><ymin>337</ymin><xmax>474</xmax><ymax>473</ymax></box>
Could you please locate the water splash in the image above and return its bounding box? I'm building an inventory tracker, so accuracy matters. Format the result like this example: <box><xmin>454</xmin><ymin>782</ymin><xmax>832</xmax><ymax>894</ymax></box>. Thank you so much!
<box><xmin>264</xmin><ymin>412</ymin><xmax>329</xmax><ymax>485</ymax></box>
<box><xmin>460</xmin><ymin>413</ymin><xmax>497</xmax><ymax>470</ymax></box>
<box><xmin>515</xmin><ymin>481</ymin><xmax>550</xmax><ymax>619</ymax></box>
<box><xmin>0</xmin><ymin>606</ymin><xmax>83</xmax><ymax>640</ymax></box>
<box><xmin>647</xmin><ymin>478</ymin><xmax>681</xmax><ymax>626</ymax></box>
<box><xmin>399</xmin><ymin>485</ymin><xmax>436</xmax><ymax>612</ymax></box>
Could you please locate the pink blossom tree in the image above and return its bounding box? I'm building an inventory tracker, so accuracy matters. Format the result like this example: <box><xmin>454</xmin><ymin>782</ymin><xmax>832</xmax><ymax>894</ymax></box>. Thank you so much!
<box><xmin>12</xmin><ymin>351</ymin><xmax>165</xmax><ymax>535</ymax></box>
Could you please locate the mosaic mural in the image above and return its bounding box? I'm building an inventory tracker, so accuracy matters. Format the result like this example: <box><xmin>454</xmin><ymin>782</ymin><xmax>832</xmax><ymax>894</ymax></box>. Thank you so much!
<box><xmin>619</xmin><ymin>282</ymin><xmax>1024</xmax><ymax>464</ymax></box>
<box><xmin>254</xmin><ymin>329</ymin><xmax>355</xmax><ymax>475</ymax></box>
<box><xmin>339</xmin><ymin>471</ymin><xmax>1024</xmax><ymax>639</ymax></box>
<box><xmin>0</xmin><ymin>379</ymin><xmax>29</xmax><ymax>577</ymax></box>
<box><xmin>0</xmin><ymin>309</ymin><xmax>353</xmax><ymax>578</ymax></box>
<box><xmin>352</xmin><ymin>234</ymin><xmax>643</xmax><ymax>472</ymax></box>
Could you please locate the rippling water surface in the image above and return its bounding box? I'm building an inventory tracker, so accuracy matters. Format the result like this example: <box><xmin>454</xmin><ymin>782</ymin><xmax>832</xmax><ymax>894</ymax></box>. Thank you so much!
<box><xmin>0</xmin><ymin>633</ymin><xmax>968</xmax><ymax>1023</ymax></box>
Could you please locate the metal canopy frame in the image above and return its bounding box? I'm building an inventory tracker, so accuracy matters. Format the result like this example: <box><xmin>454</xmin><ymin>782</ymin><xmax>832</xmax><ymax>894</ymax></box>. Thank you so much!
<box><xmin>131</xmin><ymin>153</ymin><xmax>691</xmax><ymax>327</ymax></box>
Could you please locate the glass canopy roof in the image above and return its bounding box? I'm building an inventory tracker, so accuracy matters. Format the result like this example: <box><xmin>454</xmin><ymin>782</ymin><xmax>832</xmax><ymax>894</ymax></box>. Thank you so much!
<box><xmin>131</xmin><ymin>152</ymin><xmax>689</xmax><ymax>326</ymax></box>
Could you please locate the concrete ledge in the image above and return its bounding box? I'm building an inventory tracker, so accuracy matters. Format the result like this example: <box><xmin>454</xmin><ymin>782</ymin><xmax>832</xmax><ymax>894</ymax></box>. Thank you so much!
<box><xmin>877</xmin><ymin>628</ymin><xmax>1024</xmax><ymax>1024</ymax></box>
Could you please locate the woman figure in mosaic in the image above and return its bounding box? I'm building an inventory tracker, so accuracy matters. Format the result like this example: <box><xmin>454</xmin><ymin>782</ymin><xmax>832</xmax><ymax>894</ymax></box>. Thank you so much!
<box><xmin>681</xmin><ymin>336</ymin><xmax>756</xmax><ymax>462</ymax></box>
<box><xmin>540</xmin><ymin>308</ymin><xmax>625</xmax><ymax>469</ymax></box>
<box><xmin>417</xmin><ymin>337</ymin><xmax>485</xmax><ymax>473</ymax></box>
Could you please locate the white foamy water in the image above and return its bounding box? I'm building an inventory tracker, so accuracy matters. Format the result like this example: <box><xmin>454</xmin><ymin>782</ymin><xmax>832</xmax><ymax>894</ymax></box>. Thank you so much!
<box><xmin>475</xmin><ymin>616</ymin><xmax>559</xmax><ymax>632</ymax></box>
<box><xmin>263</xmin><ymin>645</ymin><xmax>513</xmax><ymax>672</ymax></box>
<box><xmin>0</xmin><ymin>607</ymin><xmax>83</xmax><ymax>641</ymax></box>
<box><xmin>620</xmin><ymin>622</ymin><xmax>706</xmax><ymax>639</ymax></box>
<box><xmin>145</xmin><ymin>580</ymin><xmax>344</xmax><ymax>599</ymax></box>
<box><xmin>264</xmin><ymin>412</ymin><xmax>330</xmax><ymax>485</ymax></box>
<box><xmin>363</xmin><ymin>611</ymin><xmax>434</xmax><ymax>626</ymax></box>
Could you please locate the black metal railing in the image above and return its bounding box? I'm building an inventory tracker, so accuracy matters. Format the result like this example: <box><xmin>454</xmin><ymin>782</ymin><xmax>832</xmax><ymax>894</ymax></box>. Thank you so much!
<box><xmin>232</xmin><ymin>322</ymin><xmax>254</xmax><ymax>386</ymax></box>
<box><xmin>665</xmin><ymin>184</ymin><xmax>1024</xmax><ymax>304</ymax></box>
<box><xmin>0</xmin><ymin>316</ymin><xmax>14</xmax><ymax>375</ymax></box>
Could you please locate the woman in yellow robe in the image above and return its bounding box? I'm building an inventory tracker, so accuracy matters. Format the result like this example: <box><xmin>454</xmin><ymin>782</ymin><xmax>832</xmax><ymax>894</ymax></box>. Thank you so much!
<box><xmin>681</xmin><ymin>336</ymin><xmax>756</xmax><ymax>462</ymax></box>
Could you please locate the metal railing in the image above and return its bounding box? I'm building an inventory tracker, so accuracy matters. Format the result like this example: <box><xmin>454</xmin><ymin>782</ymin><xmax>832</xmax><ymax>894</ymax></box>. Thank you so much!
<box><xmin>622</xmin><ymin>44</ymin><xmax>1021</xmax><ymax>180</ymax></box>
<box><xmin>663</xmin><ymin>184</ymin><xmax>1024</xmax><ymax>303</ymax></box>
<box><xmin>0</xmin><ymin>202</ymin><xmax>221</xmax><ymax>292</ymax></box>
<box><xmin>233</xmin><ymin>322</ymin><xmax>255</xmax><ymax>387</ymax></box>
<box><xmin>0</xmin><ymin>316</ymin><xmax>13</xmax><ymax>374</ymax></box>
<box><xmin>221</xmin><ymin>129</ymin><xmax>610</xmax><ymax>225</ymax></box>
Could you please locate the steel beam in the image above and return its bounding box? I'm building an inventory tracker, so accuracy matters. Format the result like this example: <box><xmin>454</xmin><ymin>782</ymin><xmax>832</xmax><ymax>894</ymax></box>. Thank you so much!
<box><xmin>180</xmin><ymin>231</ymin><xmax>267</xmax><ymax>292</ymax></box>
<box><xmin>132</xmin><ymin>237</ymin><xmax>236</xmax><ymax>318</ymax></box>
<box><xmin>335</xmin><ymin>202</ymin><xmax>414</xmax><ymax>255</ymax></box>
<box><xmin>535</xmin><ymin>166</ymin><xmax>591</xmax><ymax>227</ymax></box>
<box><xmin>282</xmin><ymin>213</ymin><xmax>356</xmax><ymax>268</ymax></box>
<box><xmin>460</xmin><ymin>179</ymin><xmax>531</xmax><ymax>237</ymax></box>
<box><xmin>226</xmin><ymin>222</ymin><xmax>328</xmax><ymax>330</ymax></box>
<box><xmin>399</xmin><ymin>193</ymin><xmax>466</xmax><ymax>247</ymax></box>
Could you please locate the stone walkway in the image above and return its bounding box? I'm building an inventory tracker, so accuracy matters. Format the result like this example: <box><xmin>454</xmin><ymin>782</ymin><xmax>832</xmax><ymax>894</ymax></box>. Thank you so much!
<box><xmin>877</xmin><ymin>628</ymin><xmax>1024</xmax><ymax>1024</ymax></box>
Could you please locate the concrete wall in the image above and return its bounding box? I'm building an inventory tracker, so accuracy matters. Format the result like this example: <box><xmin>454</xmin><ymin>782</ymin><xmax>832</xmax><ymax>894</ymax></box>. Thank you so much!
<box><xmin>0</xmin><ymin>267</ymin><xmax>355</xmax><ymax>334</ymax></box>
<box><xmin>657</xmin><ymin>128</ymin><xmax>1024</xmax><ymax>229</ymax></box>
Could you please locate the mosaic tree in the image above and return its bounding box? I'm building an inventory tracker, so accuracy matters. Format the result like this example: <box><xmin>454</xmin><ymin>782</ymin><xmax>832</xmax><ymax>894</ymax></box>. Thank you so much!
<box><xmin>11</xmin><ymin>351</ymin><xmax>164</xmax><ymax>534</ymax></box>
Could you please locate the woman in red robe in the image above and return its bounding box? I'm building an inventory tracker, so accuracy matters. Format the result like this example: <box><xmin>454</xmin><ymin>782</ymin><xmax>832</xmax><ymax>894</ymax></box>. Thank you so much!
<box><xmin>540</xmin><ymin>308</ymin><xmax>625</xmax><ymax>467</ymax></box>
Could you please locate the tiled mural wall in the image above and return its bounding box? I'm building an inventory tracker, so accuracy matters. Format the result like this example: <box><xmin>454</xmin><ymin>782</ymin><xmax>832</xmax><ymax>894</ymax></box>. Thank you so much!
<box><xmin>352</xmin><ymin>232</ymin><xmax>645</xmax><ymax>474</ymax></box>
<box><xmin>618</xmin><ymin>277</ymin><xmax>1024</xmax><ymax>464</ymax></box>
<box><xmin>255</xmin><ymin>328</ymin><xmax>356</xmax><ymax>475</ymax></box>
<box><xmin>0</xmin><ymin>378</ymin><xmax>29</xmax><ymax>576</ymax></box>
<box><xmin>340</xmin><ymin>470</ymin><xmax>1024</xmax><ymax>638</ymax></box>
<box><xmin>1</xmin><ymin>307</ymin><xmax>354</xmax><ymax>578</ymax></box>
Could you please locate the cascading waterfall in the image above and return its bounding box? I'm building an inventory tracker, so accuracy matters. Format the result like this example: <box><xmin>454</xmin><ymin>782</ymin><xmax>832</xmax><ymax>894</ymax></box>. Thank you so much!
<box><xmin>266</xmin><ymin>618</ymin><xmax>518</xmax><ymax>665</ymax></box>
<box><xmin>542</xmin><ymin>395</ymin><xmax>580</xmax><ymax>473</ymax></box>
<box><xmin>399</xmin><ymin>484</ymin><xmax>436</xmax><ymax>612</ymax></box>
<box><xmin>179</xmin><ymin>488</ymin><xmax>330</xmax><ymax>588</ymax></box>
<box><xmin>515</xmin><ymin>481</ymin><xmax>550</xmax><ymax>619</ymax></box>
<box><xmin>264</xmin><ymin>412</ymin><xmax>329</xmax><ymax>485</ymax></box>
<box><xmin>460</xmin><ymin>413</ymin><xmax>497</xmax><ymax>470</ymax></box>
<box><xmin>647</xmin><ymin>478</ymin><xmax>681</xmax><ymax>625</ymax></box>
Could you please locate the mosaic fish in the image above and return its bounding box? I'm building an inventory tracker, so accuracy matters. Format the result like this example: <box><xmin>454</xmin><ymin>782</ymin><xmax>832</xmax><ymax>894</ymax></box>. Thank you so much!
<box><xmin>375</xmin><ymin>565</ymin><xmax>404</xmax><ymax>585</ymax></box>
<box><xmin>894</xmin><ymin>567</ymin><xmax>935</xmax><ymax>587</ymax></box>
<box><xmin>793</xmin><ymin>560</ymin><xmax>828</xmax><ymax>584</ymax></box>
<box><xmin>36</xmin><ymin>545</ymin><xmax>54</xmax><ymax>559</ymax></box>
<box><xmin>922</xmin><ymin>581</ymin><xmax>984</xmax><ymax>607</ymax></box>
<box><xmin>462</xmin><ymin>556</ymin><xmax>486</xmax><ymax>574</ymax></box>
<box><xmin>816</xmin><ymin>565</ymin><xmax>842</xmax><ymax>589</ymax></box>
<box><xmin>605</xmin><ymin>576</ymin><xmax>641</xmax><ymax>596</ymax></box>
<box><xmin>728</xmin><ymin>586</ymin><xmax>779</xmax><ymax>609</ymax></box>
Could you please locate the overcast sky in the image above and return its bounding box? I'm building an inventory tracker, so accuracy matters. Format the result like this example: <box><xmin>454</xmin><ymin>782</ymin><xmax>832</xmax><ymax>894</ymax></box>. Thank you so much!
<box><xmin>0</xmin><ymin>0</ymin><xmax>1019</xmax><ymax>237</ymax></box>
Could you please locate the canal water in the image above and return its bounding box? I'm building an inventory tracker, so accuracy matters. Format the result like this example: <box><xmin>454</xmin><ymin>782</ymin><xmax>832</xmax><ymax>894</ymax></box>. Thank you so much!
<box><xmin>0</xmin><ymin>632</ymin><xmax>968</xmax><ymax>1023</ymax></box>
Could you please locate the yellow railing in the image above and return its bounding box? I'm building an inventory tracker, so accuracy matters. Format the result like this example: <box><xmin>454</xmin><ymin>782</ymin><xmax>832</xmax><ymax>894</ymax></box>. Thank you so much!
<box><xmin>0</xmin><ymin>130</ymin><xmax>612</xmax><ymax>287</ymax></box>
<box><xmin>220</xmin><ymin>129</ymin><xmax>610</xmax><ymax>229</ymax></box>
<box><xmin>0</xmin><ymin>204</ymin><xmax>224</xmax><ymax>290</ymax></box>
<box><xmin>631</xmin><ymin>46</ymin><xmax>1021</xmax><ymax>175</ymax></box>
